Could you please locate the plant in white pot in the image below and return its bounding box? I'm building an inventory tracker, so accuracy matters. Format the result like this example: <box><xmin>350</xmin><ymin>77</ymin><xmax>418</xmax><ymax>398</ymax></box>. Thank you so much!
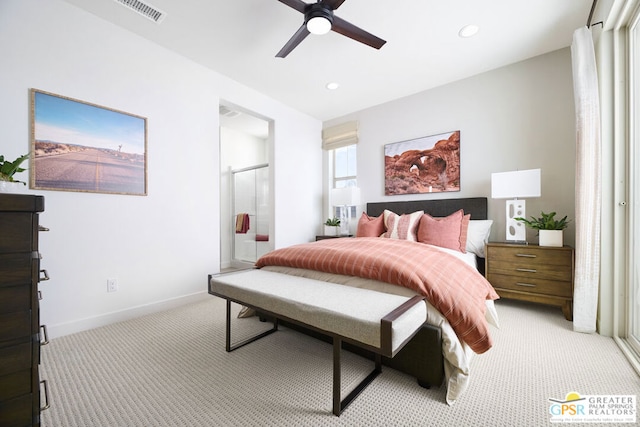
<box><xmin>0</xmin><ymin>153</ymin><xmax>29</xmax><ymax>193</ymax></box>
<box><xmin>515</xmin><ymin>211</ymin><xmax>570</xmax><ymax>247</ymax></box>
<box><xmin>324</xmin><ymin>217</ymin><xmax>341</xmax><ymax>236</ymax></box>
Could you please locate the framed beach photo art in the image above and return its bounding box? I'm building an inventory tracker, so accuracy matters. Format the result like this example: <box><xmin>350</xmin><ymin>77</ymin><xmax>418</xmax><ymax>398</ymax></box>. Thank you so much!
<box><xmin>384</xmin><ymin>130</ymin><xmax>460</xmax><ymax>195</ymax></box>
<box><xmin>30</xmin><ymin>89</ymin><xmax>148</xmax><ymax>195</ymax></box>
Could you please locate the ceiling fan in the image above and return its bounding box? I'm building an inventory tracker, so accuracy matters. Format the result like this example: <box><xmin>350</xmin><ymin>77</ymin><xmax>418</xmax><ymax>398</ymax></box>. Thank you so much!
<box><xmin>275</xmin><ymin>0</ymin><xmax>386</xmax><ymax>58</ymax></box>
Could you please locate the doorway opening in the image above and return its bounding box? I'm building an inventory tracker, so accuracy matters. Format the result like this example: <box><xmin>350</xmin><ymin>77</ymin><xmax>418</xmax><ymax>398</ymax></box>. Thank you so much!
<box><xmin>219</xmin><ymin>103</ymin><xmax>272</xmax><ymax>273</ymax></box>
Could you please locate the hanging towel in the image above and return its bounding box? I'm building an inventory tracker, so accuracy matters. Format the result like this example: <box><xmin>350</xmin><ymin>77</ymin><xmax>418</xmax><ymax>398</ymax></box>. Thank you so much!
<box><xmin>235</xmin><ymin>213</ymin><xmax>250</xmax><ymax>233</ymax></box>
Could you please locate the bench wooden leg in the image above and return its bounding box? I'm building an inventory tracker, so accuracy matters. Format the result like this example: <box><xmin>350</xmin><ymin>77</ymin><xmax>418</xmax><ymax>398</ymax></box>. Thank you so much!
<box><xmin>225</xmin><ymin>299</ymin><xmax>278</xmax><ymax>352</ymax></box>
<box><xmin>332</xmin><ymin>337</ymin><xmax>382</xmax><ymax>416</ymax></box>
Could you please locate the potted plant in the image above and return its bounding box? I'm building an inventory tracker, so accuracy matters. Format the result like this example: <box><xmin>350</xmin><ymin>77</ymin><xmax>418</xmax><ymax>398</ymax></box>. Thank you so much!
<box><xmin>324</xmin><ymin>217</ymin><xmax>341</xmax><ymax>236</ymax></box>
<box><xmin>515</xmin><ymin>211</ymin><xmax>570</xmax><ymax>247</ymax></box>
<box><xmin>0</xmin><ymin>153</ymin><xmax>29</xmax><ymax>193</ymax></box>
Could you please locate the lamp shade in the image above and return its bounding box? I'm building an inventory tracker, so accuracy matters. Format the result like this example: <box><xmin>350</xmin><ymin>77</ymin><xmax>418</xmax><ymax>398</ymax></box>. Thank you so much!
<box><xmin>330</xmin><ymin>187</ymin><xmax>360</xmax><ymax>206</ymax></box>
<box><xmin>491</xmin><ymin>169</ymin><xmax>541</xmax><ymax>199</ymax></box>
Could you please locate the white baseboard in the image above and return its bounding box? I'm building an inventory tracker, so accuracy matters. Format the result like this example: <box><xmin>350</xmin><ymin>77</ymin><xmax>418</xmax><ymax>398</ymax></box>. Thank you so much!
<box><xmin>47</xmin><ymin>291</ymin><xmax>210</xmax><ymax>339</ymax></box>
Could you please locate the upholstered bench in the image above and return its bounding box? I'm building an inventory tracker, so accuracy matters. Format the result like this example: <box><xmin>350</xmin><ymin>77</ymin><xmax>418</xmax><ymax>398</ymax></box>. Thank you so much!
<box><xmin>208</xmin><ymin>269</ymin><xmax>426</xmax><ymax>416</ymax></box>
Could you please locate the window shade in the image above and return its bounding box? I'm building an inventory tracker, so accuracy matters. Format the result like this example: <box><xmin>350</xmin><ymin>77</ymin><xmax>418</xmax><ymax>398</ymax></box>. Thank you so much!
<box><xmin>322</xmin><ymin>121</ymin><xmax>358</xmax><ymax>150</ymax></box>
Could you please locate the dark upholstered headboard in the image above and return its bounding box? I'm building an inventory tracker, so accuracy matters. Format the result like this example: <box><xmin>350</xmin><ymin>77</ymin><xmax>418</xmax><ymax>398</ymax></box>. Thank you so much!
<box><xmin>366</xmin><ymin>197</ymin><xmax>487</xmax><ymax>220</ymax></box>
<box><xmin>366</xmin><ymin>197</ymin><xmax>488</xmax><ymax>275</ymax></box>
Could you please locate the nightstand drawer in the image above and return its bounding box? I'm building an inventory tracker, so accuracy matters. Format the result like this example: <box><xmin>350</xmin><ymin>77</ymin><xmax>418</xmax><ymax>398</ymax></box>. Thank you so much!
<box><xmin>486</xmin><ymin>245</ymin><xmax>572</xmax><ymax>267</ymax></box>
<box><xmin>488</xmin><ymin>274</ymin><xmax>572</xmax><ymax>298</ymax></box>
<box><xmin>487</xmin><ymin>259</ymin><xmax>572</xmax><ymax>282</ymax></box>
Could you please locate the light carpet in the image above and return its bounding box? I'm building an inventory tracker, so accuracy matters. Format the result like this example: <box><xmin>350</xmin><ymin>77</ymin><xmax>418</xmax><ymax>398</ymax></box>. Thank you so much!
<box><xmin>40</xmin><ymin>297</ymin><xmax>640</xmax><ymax>426</ymax></box>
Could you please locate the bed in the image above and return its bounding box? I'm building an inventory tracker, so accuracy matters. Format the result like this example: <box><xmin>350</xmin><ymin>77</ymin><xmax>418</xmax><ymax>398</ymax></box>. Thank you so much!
<box><xmin>216</xmin><ymin>197</ymin><xmax>498</xmax><ymax>405</ymax></box>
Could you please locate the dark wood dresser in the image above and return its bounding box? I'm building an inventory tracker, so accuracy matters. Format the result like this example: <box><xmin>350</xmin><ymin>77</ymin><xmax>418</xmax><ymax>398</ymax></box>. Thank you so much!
<box><xmin>0</xmin><ymin>194</ymin><xmax>48</xmax><ymax>426</ymax></box>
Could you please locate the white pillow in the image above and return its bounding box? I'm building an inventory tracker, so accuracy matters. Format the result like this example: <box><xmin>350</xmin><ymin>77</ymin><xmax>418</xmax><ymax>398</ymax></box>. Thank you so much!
<box><xmin>465</xmin><ymin>220</ymin><xmax>493</xmax><ymax>258</ymax></box>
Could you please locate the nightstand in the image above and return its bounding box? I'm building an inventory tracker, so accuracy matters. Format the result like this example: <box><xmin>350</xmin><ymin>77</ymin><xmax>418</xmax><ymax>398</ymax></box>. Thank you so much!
<box><xmin>485</xmin><ymin>242</ymin><xmax>574</xmax><ymax>321</ymax></box>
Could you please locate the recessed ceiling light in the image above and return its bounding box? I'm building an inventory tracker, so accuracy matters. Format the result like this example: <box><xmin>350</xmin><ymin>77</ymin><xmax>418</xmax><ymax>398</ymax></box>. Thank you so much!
<box><xmin>458</xmin><ymin>24</ymin><xmax>479</xmax><ymax>38</ymax></box>
<box><xmin>326</xmin><ymin>82</ymin><xmax>340</xmax><ymax>90</ymax></box>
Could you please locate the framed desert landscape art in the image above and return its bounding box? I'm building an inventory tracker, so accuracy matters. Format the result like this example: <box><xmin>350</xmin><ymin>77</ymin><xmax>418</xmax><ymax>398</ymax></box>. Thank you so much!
<box><xmin>384</xmin><ymin>130</ymin><xmax>460</xmax><ymax>195</ymax></box>
<box><xmin>30</xmin><ymin>89</ymin><xmax>147</xmax><ymax>195</ymax></box>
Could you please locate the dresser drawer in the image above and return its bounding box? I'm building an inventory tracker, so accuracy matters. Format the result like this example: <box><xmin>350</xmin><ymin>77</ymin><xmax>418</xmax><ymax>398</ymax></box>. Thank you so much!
<box><xmin>486</xmin><ymin>245</ymin><xmax>573</xmax><ymax>267</ymax></box>
<box><xmin>487</xmin><ymin>259</ymin><xmax>572</xmax><ymax>282</ymax></box>
<box><xmin>0</xmin><ymin>343</ymin><xmax>32</xmax><ymax>377</ymax></box>
<box><xmin>0</xmin><ymin>254</ymin><xmax>32</xmax><ymax>287</ymax></box>
<box><xmin>0</xmin><ymin>286</ymin><xmax>30</xmax><ymax>315</ymax></box>
<box><xmin>0</xmin><ymin>214</ymin><xmax>33</xmax><ymax>254</ymax></box>
<box><xmin>0</xmin><ymin>312</ymin><xmax>32</xmax><ymax>344</ymax></box>
<box><xmin>0</xmin><ymin>370</ymin><xmax>31</xmax><ymax>401</ymax></box>
<box><xmin>488</xmin><ymin>273</ymin><xmax>572</xmax><ymax>298</ymax></box>
<box><xmin>0</xmin><ymin>393</ymin><xmax>33</xmax><ymax>427</ymax></box>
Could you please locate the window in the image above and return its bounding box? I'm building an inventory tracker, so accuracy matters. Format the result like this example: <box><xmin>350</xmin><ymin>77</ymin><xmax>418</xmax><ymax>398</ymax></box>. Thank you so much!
<box><xmin>331</xmin><ymin>144</ymin><xmax>357</xmax><ymax>223</ymax></box>
<box><xmin>333</xmin><ymin>144</ymin><xmax>357</xmax><ymax>189</ymax></box>
<box><xmin>323</xmin><ymin>121</ymin><xmax>359</xmax><ymax>233</ymax></box>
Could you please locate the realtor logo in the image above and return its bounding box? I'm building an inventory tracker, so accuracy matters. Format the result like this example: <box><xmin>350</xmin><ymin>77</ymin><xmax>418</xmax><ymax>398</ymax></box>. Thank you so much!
<box><xmin>549</xmin><ymin>392</ymin><xmax>636</xmax><ymax>423</ymax></box>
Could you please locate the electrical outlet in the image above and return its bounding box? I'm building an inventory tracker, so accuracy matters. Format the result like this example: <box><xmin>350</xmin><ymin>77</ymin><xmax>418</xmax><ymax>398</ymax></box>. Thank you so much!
<box><xmin>107</xmin><ymin>278</ymin><xmax>118</xmax><ymax>293</ymax></box>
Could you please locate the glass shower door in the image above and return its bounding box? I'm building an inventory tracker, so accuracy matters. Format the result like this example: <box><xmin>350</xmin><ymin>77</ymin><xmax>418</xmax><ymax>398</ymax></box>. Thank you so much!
<box><xmin>232</xmin><ymin>164</ymin><xmax>269</xmax><ymax>265</ymax></box>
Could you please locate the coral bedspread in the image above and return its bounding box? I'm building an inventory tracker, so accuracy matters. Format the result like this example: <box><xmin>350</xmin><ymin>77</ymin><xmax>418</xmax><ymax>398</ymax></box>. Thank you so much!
<box><xmin>255</xmin><ymin>237</ymin><xmax>499</xmax><ymax>354</ymax></box>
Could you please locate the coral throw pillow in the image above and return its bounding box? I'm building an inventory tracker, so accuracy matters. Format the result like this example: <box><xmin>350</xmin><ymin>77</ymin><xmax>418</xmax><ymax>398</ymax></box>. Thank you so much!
<box><xmin>382</xmin><ymin>210</ymin><xmax>423</xmax><ymax>241</ymax></box>
<box><xmin>356</xmin><ymin>213</ymin><xmax>385</xmax><ymax>237</ymax></box>
<box><xmin>417</xmin><ymin>209</ymin><xmax>468</xmax><ymax>252</ymax></box>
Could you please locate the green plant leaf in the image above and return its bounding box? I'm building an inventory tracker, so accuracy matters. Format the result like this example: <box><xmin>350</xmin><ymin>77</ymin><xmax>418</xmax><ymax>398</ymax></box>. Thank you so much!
<box><xmin>0</xmin><ymin>153</ymin><xmax>29</xmax><ymax>183</ymax></box>
<box><xmin>324</xmin><ymin>217</ymin><xmax>341</xmax><ymax>226</ymax></box>
<box><xmin>514</xmin><ymin>211</ymin><xmax>570</xmax><ymax>230</ymax></box>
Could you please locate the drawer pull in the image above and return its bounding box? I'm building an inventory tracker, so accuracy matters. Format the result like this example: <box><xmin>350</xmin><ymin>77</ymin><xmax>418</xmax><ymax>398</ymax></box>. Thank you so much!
<box><xmin>516</xmin><ymin>253</ymin><xmax>537</xmax><ymax>258</ymax></box>
<box><xmin>39</xmin><ymin>225</ymin><xmax>50</xmax><ymax>232</ymax></box>
<box><xmin>38</xmin><ymin>290</ymin><xmax>43</xmax><ymax>300</ymax></box>
<box><xmin>40</xmin><ymin>380</ymin><xmax>51</xmax><ymax>411</ymax></box>
<box><xmin>40</xmin><ymin>325</ymin><xmax>50</xmax><ymax>346</ymax></box>
<box><xmin>516</xmin><ymin>268</ymin><xmax>537</xmax><ymax>273</ymax></box>
<box><xmin>40</xmin><ymin>269</ymin><xmax>50</xmax><ymax>281</ymax></box>
<box><xmin>516</xmin><ymin>282</ymin><xmax>536</xmax><ymax>288</ymax></box>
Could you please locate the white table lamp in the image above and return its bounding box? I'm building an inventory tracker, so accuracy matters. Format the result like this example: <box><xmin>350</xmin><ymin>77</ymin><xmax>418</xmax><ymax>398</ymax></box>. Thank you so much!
<box><xmin>491</xmin><ymin>169</ymin><xmax>541</xmax><ymax>242</ymax></box>
<box><xmin>330</xmin><ymin>187</ymin><xmax>361</xmax><ymax>236</ymax></box>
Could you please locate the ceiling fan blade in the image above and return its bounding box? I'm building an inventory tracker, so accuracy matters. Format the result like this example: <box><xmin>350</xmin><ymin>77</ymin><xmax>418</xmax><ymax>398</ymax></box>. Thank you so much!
<box><xmin>277</xmin><ymin>0</ymin><xmax>308</xmax><ymax>13</ymax></box>
<box><xmin>321</xmin><ymin>0</ymin><xmax>347</xmax><ymax>10</ymax></box>
<box><xmin>331</xmin><ymin>15</ymin><xmax>386</xmax><ymax>49</ymax></box>
<box><xmin>276</xmin><ymin>24</ymin><xmax>310</xmax><ymax>58</ymax></box>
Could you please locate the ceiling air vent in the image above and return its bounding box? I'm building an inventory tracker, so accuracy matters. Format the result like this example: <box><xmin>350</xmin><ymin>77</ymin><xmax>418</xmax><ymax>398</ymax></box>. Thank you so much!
<box><xmin>113</xmin><ymin>0</ymin><xmax>167</xmax><ymax>24</ymax></box>
<box><xmin>219</xmin><ymin>106</ymin><xmax>241</xmax><ymax>118</ymax></box>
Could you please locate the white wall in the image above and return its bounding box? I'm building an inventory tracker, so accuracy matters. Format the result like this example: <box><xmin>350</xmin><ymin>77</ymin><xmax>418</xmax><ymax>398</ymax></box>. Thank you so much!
<box><xmin>0</xmin><ymin>0</ymin><xmax>322</xmax><ymax>337</ymax></box>
<box><xmin>325</xmin><ymin>48</ymin><xmax>576</xmax><ymax>246</ymax></box>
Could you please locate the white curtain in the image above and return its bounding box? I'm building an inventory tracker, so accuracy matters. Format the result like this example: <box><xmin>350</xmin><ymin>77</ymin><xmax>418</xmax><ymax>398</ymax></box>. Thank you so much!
<box><xmin>571</xmin><ymin>26</ymin><xmax>601</xmax><ymax>333</ymax></box>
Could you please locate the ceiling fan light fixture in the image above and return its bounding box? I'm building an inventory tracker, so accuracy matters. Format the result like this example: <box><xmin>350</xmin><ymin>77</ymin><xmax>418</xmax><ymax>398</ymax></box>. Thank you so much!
<box><xmin>307</xmin><ymin>16</ymin><xmax>332</xmax><ymax>34</ymax></box>
<box><xmin>305</xmin><ymin>4</ymin><xmax>333</xmax><ymax>35</ymax></box>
